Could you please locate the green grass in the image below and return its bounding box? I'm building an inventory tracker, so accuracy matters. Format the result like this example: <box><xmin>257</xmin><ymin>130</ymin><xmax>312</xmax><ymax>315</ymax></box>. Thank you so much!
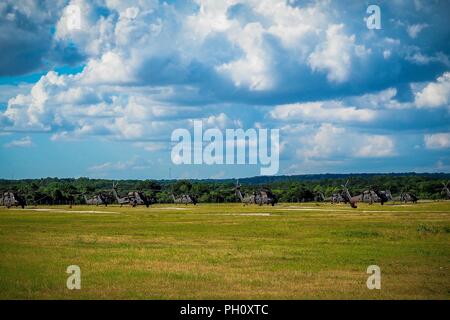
<box><xmin>0</xmin><ymin>201</ymin><xmax>449</xmax><ymax>299</ymax></box>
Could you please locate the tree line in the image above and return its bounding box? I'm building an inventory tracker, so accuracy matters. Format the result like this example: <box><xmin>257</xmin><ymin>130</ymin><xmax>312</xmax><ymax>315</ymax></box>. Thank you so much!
<box><xmin>0</xmin><ymin>173</ymin><xmax>449</xmax><ymax>204</ymax></box>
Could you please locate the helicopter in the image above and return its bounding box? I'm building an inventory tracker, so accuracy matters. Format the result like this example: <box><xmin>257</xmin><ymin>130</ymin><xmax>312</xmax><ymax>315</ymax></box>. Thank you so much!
<box><xmin>388</xmin><ymin>186</ymin><xmax>419</xmax><ymax>204</ymax></box>
<box><xmin>111</xmin><ymin>183</ymin><xmax>151</xmax><ymax>207</ymax></box>
<box><xmin>312</xmin><ymin>191</ymin><xmax>341</xmax><ymax>203</ymax></box>
<box><xmin>312</xmin><ymin>185</ymin><xmax>349</xmax><ymax>204</ymax></box>
<box><xmin>83</xmin><ymin>193</ymin><xmax>110</xmax><ymax>206</ymax></box>
<box><xmin>233</xmin><ymin>180</ymin><xmax>277</xmax><ymax>206</ymax></box>
<box><xmin>0</xmin><ymin>191</ymin><xmax>26</xmax><ymax>208</ymax></box>
<box><xmin>442</xmin><ymin>181</ymin><xmax>450</xmax><ymax>199</ymax></box>
<box><xmin>360</xmin><ymin>187</ymin><xmax>390</xmax><ymax>205</ymax></box>
<box><xmin>399</xmin><ymin>192</ymin><xmax>418</xmax><ymax>203</ymax></box>
<box><xmin>314</xmin><ymin>192</ymin><xmax>326</xmax><ymax>202</ymax></box>
<box><xmin>339</xmin><ymin>181</ymin><xmax>359</xmax><ymax>208</ymax></box>
<box><xmin>317</xmin><ymin>186</ymin><xmax>351</xmax><ymax>205</ymax></box>
<box><xmin>172</xmin><ymin>193</ymin><xmax>197</xmax><ymax>205</ymax></box>
<box><xmin>388</xmin><ymin>189</ymin><xmax>418</xmax><ymax>204</ymax></box>
<box><xmin>379</xmin><ymin>190</ymin><xmax>393</xmax><ymax>202</ymax></box>
<box><xmin>339</xmin><ymin>181</ymin><xmax>394</xmax><ymax>207</ymax></box>
<box><xmin>311</xmin><ymin>187</ymin><xmax>330</xmax><ymax>202</ymax></box>
<box><xmin>331</xmin><ymin>192</ymin><xmax>346</xmax><ymax>204</ymax></box>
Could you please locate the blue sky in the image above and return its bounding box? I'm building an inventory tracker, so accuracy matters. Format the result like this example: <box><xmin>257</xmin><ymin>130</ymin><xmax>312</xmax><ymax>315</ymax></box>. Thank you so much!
<box><xmin>0</xmin><ymin>0</ymin><xmax>449</xmax><ymax>179</ymax></box>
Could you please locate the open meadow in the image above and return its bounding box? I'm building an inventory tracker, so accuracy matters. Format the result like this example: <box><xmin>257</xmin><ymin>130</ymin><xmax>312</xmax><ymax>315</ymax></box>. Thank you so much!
<box><xmin>0</xmin><ymin>202</ymin><xmax>449</xmax><ymax>299</ymax></box>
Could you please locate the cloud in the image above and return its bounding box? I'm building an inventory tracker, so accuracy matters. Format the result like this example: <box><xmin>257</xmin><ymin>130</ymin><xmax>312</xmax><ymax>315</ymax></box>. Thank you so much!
<box><xmin>0</xmin><ymin>1</ymin><xmax>83</xmax><ymax>76</ymax></box>
<box><xmin>0</xmin><ymin>83</ymin><xmax>34</xmax><ymax>114</ymax></box>
<box><xmin>414</xmin><ymin>72</ymin><xmax>450</xmax><ymax>108</ymax></box>
<box><xmin>88</xmin><ymin>156</ymin><xmax>153</xmax><ymax>172</ymax></box>
<box><xmin>354</xmin><ymin>136</ymin><xmax>396</xmax><ymax>158</ymax></box>
<box><xmin>407</xmin><ymin>23</ymin><xmax>428</xmax><ymax>38</ymax></box>
<box><xmin>299</xmin><ymin>124</ymin><xmax>347</xmax><ymax>159</ymax></box>
<box><xmin>406</xmin><ymin>51</ymin><xmax>450</xmax><ymax>66</ymax></box>
<box><xmin>424</xmin><ymin>133</ymin><xmax>450</xmax><ymax>149</ymax></box>
<box><xmin>308</xmin><ymin>24</ymin><xmax>368</xmax><ymax>83</ymax></box>
<box><xmin>132</xmin><ymin>142</ymin><xmax>169</xmax><ymax>152</ymax></box>
<box><xmin>4</xmin><ymin>136</ymin><xmax>33</xmax><ymax>148</ymax></box>
<box><xmin>81</xmin><ymin>52</ymin><xmax>135</xmax><ymax>85</ymax></box>
<box><xmin>2</xmin><ymin>70</ymin><xmax>205</xmax><ymax>140</ymax></box>
<box><xmin>202</xmin><ymin>112</ymin><xmax>242</xmax><ymax>129</ymax></box>
<box><xmin>270</xmin><ymin>101</ymin><xmax>376</xmax><ymax>123</ymax></box>
<box><xmin>1</xmin><ymin>0</ymin><xmax>450</xmax><ymax>178</ymax></box>
<box><xmin>216</xmin><ymin>22</ymin><xmax>273</xmax><ymax>90</ymax></box>
<box><xmin>3</xmin><ymin>71</ymin><xmax>66</xmax><ymax>131</ymax></box>
<box><xmin>50</xmin><ymin>0</ymin><xmax>373</xmax><ymax>94</ymax></box>
<box><xmin>294</xmin><ymin>124</ymin><xmax>396</xmax><ymax>161</ymax></box>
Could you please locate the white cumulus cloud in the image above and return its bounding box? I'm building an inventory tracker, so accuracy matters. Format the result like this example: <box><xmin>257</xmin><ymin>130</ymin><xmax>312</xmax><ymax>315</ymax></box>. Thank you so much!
<box><xmin>424</xmin><ymin>133</ymin><xmax>450</xmax><ymax>149</ymax></box>
<box><xmin>308</xmin><ymin>24</ymin><xmax>368</xmax><ymax>83</ymax></box>
<box><xmin>295</xmin><ymin>124</ymin><xmax>396</xmax><ymax>160</ymax></box>
<box><xmin>354</xmin><ymin>135</ymin><xmax>396</xmax><ymax>158</ymax></box>
<box><xmin>414</xmin><ymin>72</ymin><xmax>450</xmax><ymax>108</ymax></box>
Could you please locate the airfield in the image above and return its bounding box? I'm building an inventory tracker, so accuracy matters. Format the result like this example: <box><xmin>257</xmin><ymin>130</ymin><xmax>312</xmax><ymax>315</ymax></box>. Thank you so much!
<box><xmin>0</xmin><ymin>202</ymin><xmax>449</xmax><ymax>299</ymax></box>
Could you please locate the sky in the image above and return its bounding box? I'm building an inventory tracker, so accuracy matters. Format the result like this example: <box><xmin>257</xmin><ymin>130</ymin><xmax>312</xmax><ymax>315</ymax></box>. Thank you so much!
<box><xmin>0</xmin><ymin>0</ymin><xmax>449</xmax><ymax>179</ymax></box>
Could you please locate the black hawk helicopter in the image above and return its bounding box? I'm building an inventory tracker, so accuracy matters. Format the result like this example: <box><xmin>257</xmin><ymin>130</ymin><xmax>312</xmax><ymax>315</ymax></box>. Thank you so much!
<box><xmin>171</xmin><ymin>193</ymin><xmax>197</xmax><ymax>205</ymax></box>
<box><xmin>233</xmin><ymin>180</ymin><xmax>277</xmax><ymax>206</ymax></box>
<box><xmin>112</xmin><ymin>183</ymin><xmax>151</xmax><ymax>207</ymax></box>
<box><xmin>389</xmin><ymin>187</ymin><xmax>418</xmax><ymax>204</ymax></box>
<box><xmin>399</xmin><ymin>192</ymin><xmax>418</xmax><ymax>203</ymax></box>
<box><xmin>360</xmin><ymin>187</ymin><xmax>390</xmax><ymax>205</ymax></box>
<box><xmin>319</xmin><ymin>187</ymin><xmax>346</xmax><ymax>204</ymax></box>
<box><xmin>338</xmin><ymin>181</ymin><xmax>358</xmax><ymax>208</ymax></box>
<box><xmin>338</xmin><ymin>181</ymin><xmax>392</xmax><ymax>208</ymax></box>
<box><xmin>442</xmin><ymin>181</ymin><xmax>450</xmax><ymax>199</ymax></box>
<box><xmin>0</xmin><ymin>191</ymin><xmax>26</xmax><ymax>208</ymax></box>
<box><xmin>83</xmin><ymin>192</ymin><xmax>110</xmax><ymax>206</ymax></box>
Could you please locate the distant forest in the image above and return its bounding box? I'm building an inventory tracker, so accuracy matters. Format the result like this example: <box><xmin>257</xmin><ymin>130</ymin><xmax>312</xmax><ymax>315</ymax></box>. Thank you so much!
<box><xmin>1</xmin><ymin>173</ymin><xmax>449</xmax><ymax>204</ymax></box>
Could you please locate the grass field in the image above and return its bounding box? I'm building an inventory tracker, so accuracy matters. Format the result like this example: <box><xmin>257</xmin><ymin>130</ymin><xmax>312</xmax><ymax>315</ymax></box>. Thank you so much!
<box><xmin>0</xmin><ymin>202</ymin><xmax>449</xmax><ymax>299</ymax></box>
